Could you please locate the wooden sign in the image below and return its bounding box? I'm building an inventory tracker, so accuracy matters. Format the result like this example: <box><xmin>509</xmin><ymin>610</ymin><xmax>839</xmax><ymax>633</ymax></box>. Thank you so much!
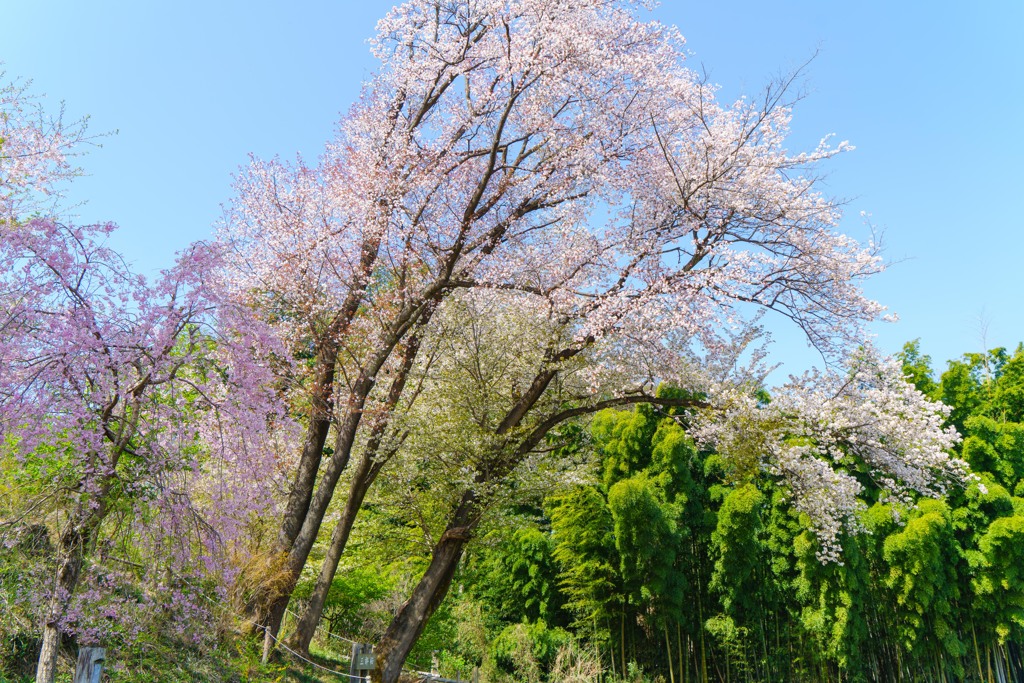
<box><xmin>349</xmin><ymin>642</ymin><xmax>376</xmax><ymax>677</ymax></box>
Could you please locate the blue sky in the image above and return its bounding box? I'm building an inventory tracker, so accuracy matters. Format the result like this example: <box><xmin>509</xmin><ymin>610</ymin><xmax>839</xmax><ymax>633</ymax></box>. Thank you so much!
<box><xmin>4</xmin><ymin>1</ymin><xmax>1023</xmax><ymax>379</ymax></box>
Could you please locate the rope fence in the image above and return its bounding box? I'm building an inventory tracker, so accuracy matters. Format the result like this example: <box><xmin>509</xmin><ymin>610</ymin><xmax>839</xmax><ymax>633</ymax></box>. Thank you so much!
<box><xmin>184</xmin><ymin>580</ymin><xmax>362</xmax><ymax>680</ymax></box>
<box><xmin>183</xmin><ymin>578</ymin><xmax>438</xmax><ymax>682</ymax></box>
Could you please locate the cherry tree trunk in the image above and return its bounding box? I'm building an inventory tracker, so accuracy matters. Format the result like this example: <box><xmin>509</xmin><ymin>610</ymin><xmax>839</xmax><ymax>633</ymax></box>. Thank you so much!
<box><xmin>276</xmin><ymin>342</ymin><xmax>338</xmax><ymax>551</ymax></box>
<box><xmin>257</xmin><ymin>345</ymin><xmax>336</xmax><ymax>658</ymax></box>
<box><xmin>372</xmin><ymin>493</ymin><xmax>478</xmax><ymax>683</ymax></box>
<box><xmin>263</xmin><ymin>301</ymin><xmax>437</xmax><ymax>648</ymax></box>
<box><xmin>260</xmin><ymin>370</ymin><xmax>376</xmax><ymax>646</ymax></box>
<box><xmin>268</xmin><ymin>238</ymin><xmax>381</xmax><ymax>621</ymax></box>
<box><xmin>288</xmin><ymin>314</ymin><xmax>431</xmax><ymax>653</ymax></box>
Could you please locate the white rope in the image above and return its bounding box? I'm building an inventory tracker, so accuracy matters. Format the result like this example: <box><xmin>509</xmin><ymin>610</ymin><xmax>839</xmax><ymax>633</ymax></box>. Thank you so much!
<box><xmin>182</xmin><ymin>577</ymin><xmax>440</xmax><ymax>682</ymax></box>
<box><xmin>181</xmin><ymin>579</ymin><xmax>364</xmax><ymax>680</ymax></box>
<box><xmin>268</xmin><ymin>628</ymin><xmax>366</xmax><ymax>681</ymax></box>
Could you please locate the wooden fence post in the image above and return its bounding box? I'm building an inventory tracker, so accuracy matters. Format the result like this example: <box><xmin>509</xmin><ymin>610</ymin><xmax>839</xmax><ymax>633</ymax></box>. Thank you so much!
<box><xmin>73</xmin><ymin>647</ymin><xmax>105</xmax><ymax>683</ymax></box>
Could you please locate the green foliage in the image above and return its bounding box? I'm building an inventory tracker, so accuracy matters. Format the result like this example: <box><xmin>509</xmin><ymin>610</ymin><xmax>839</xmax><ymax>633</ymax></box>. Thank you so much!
<box><xmin>962</xmin><ymin>416</ymin><xmax>1024</xmax><ymax>489</ymax></box>
<box><xmin>548</xmin><ymin>486</ymin><xmax>620</xmax><ymax>628</ymax></box>
<box><xmin>950</xmin><ymin>475</ymin><xmax>1015</xmax><ymax>551</ymax></box>
<box><xmin>882</xmin><ymin>500</ymin><xmax>965</xmax><ymax>663</ymax></box>
<box><xmin>607</xmin><ymin>473</ymin><xmax>681</xmax><ymax>622</ymax></box>
<box><xmin>971</xmin><ymin>514</ymin><xmax>1024</xmax><ymax>644</ymax></box>
<box><xmin>991</xmin><ymin>345</ymin><xmax>1024</xmax><ymax>422</ymax></box>
<box><xmin>938</xmin><ymin>353</ymin><xmax>991</xmax><ymax>434</ymax></box>
<box><xmin>709</xmin><ymin>483</ymin><xmax>764</xmax><ymax>619</ymax></box>
<box><xmin>293</xmin><ymin>566</ymin><xmax>391</xmax><ymax>642</ymax></box>
<box><xmin>794</xmin><ymin>528</ymin><xmax>871</xmax><ymax>675</ymax></box>
<box><xmin>491</xmin><ymin>620</ymin><xmax>570</xmax><ymax>682</ymax></box>
<box><xmin>648</xmin><ymin>419</ymin><xmax>699</xmax><ymax>505</ymax></box>
<box><xmin>899</xmin><ymin>339</ymin><xmax>938</xmax><ymax>396</ymax></box>
<box><xmin>593</xmin><ymin>405</ymin><xmax>659</xmax><ymax>492</ymax></box>
<box><xmin>472</xmin><ymin>525</ymin><xmax>565</xmax><ymax>627</ymax></box>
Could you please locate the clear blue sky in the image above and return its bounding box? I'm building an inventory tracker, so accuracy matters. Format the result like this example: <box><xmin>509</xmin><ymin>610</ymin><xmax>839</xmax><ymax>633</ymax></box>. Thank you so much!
<box><xmin>4</xmin><ymin>1</ymin><xmax>1023</xmax><ymax>378</ymax></box>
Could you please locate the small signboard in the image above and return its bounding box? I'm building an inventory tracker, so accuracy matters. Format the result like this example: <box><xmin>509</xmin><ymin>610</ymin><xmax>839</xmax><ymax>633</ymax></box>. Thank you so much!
<box><xmin>350</xmin><ymin>642</ymin><xmax>376</xmax><ymax>678</ymax></box>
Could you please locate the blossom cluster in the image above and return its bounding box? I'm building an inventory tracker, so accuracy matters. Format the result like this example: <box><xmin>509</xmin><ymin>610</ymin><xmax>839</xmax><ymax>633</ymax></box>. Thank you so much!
<box><xmin>696</xmin><ymin>348</ymin><xmax>966</xmax><ymax>561</ymax></box>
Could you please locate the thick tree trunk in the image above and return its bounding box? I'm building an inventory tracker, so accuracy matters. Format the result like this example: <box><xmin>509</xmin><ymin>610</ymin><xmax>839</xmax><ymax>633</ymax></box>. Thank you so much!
<box><xmin>260</xmin><ymin>347</ymin><xmax>391</xmax><ymax>643</ymax></box>
<box><xmin>36</xmin><ymin>613</ymin><xmax>63</xmax><ymax>681</ymax></box>
<box><xmin>272</xmin><ymin>236</ymin><xmax>381</xmax><ymax>560</ymax></box>
<box><xmin>286</xmin><ymin>299</ymin><xmax>438</xmax><ymax>574</ymax></box>
<box><xmin>372</xmin><ymin>493</ymin><xmax>479</xmax><ymax>683</ymax></box>
<box><xmin>260</xmin><ymin>368</ymin><xmax>372</xmax><ymax>642</ymax></box>
<box><xmin>256</xmin><ymin>342</ymin><xmax>337</xmax><ymax>650</ymax></box>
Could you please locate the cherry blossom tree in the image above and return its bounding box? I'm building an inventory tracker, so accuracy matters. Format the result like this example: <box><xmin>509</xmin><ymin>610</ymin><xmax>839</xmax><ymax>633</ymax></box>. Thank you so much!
<box><xmin>361</xmin><ymin>289</ymin><xmax>710</xmax><ymax>681</ymax></box>
<box><xmin>1</xmin><ymin>72</ymin><xmax>94</xmax><ymax>221</ymax></box>
<box><xmin>216</xmin><ymin>1</ymin><xmax>966</xmax><ymax>677</ymax></box>
<box><xmin>1</xmin><ymin>78</ymin><xmax>287</xmax><ymax>683</ymax></box>
<box><xmin>1</xmin><ymin>221</ymin><xmax>202</xmax><ymax>681</ymax></box>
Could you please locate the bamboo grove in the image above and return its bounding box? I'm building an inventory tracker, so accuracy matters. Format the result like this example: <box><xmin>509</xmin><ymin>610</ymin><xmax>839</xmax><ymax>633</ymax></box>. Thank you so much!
<box><xmin>397</xmin><ymin>341</ymin><xmax>1023</xmax><ymax>683</ymax></box>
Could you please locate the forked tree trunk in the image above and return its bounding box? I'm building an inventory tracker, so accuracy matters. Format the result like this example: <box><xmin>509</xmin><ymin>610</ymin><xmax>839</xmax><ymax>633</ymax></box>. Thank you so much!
<box><xmin>263</xmin><ymin>297</ymin><xmax>439</xmax><ymax>649</ymax></box>
<box><xmin>372</xmin><ymin>493</ymin><xmax>479</xmax><ymax>683</ymax></box>
<box><xmin>266</xmin><ymin>237</ymin><xmax>381</xmax><ymax>625</ymax></box>
<box><xmin>260</xmin><ymin>354</ymin><xmax>389</xmax><ymax>648</ymax></box>
<box><xmin>288</xmin><ymin>312</ymin><xmax>431</xmax><ymax>654</ymax></box>
<box><xmin>258</xmin><ymin>339</ymin><xmax>340</xmax><ymax>655</ymax></box>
